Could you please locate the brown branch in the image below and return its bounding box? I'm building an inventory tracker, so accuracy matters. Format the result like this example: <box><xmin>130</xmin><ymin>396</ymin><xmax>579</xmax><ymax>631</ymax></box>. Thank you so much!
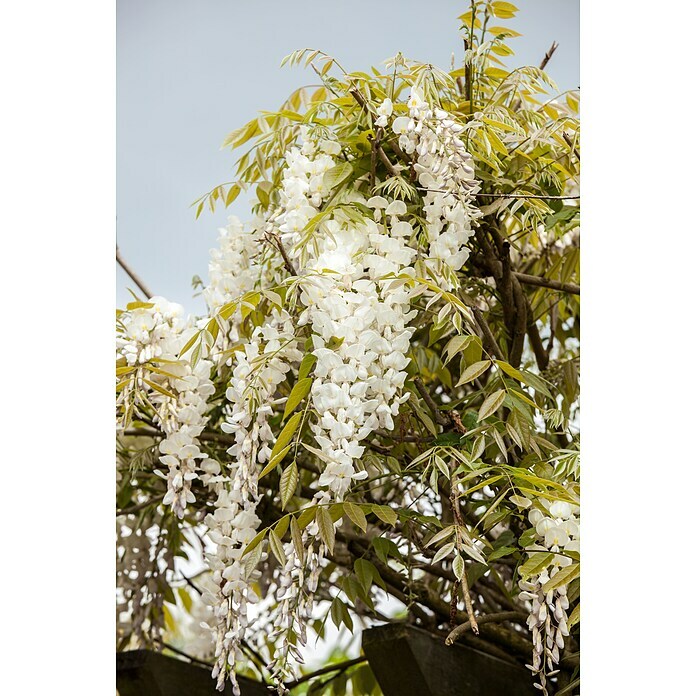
<box><xmin>154</xmin><ymin>639</ymin><xmax>213</xmax><ymax>669</ymax></box>
<box><xmin>116</xmin><ymin>245</ymin><xmax>153</xmax><ymax>299</ymax></box>
<box><xmin>458</xmin><ymin>567</ymin><xmax>479</xmax><ymax>635</ymax></box>
<box><xmin>475</xmin><ymin>193</ymin><xmax>579</xmax><ymax>200</ymax></box>
<box><xmin>539</xmin><ymin>41</ymin><xmax>559</xmax><ymax>71</ymax></box>
<box><xmin>471</xmin><ymin>306</ymin><xmax>504</xmax><ymax>360</ymax></box>
<box><xmin>526</xmin><ymin>312</ymin><xmax>550</xmax><ymax>372</ymax></box>
<box><xmin>509</xmin><ymin>273</ymin><xmax>528</xmax><ymax>368</ymax></box>
<box><xmin>448</xmin><ymin>482</ymin><xmax>478</xmax><ymax>635</ymax></box>
<box><xmin>413</xmin><ymin>377</ymin><xmax>450</xmax><ymax>427</ymax></box>
<box><xmin>513</xmin><ymin>272</ymin><xmax>579</xmax><ymax>295</ymax></box>
<box><xmin>563</xmin><ymin>132</ymin><xmax>580</xmax><ymax>161</ymax></box>
<box><xmin>445</xmin><ymin>611</ymin><xmax>527</xmax><ymax>646</ymax></box>
<box><xmin>266</xmin><ymin>233</ymin><xmax>298</xmax><ymax>276</ymax></box>
<box><xmin>286</xmin><ymin>656</ymin><xmax>367</xmax><ymax>690</ymax></box>
<box><xmin>377</xmin><ymin>146</ymin><xmax>400</xmax><ymax>177</ymax></box>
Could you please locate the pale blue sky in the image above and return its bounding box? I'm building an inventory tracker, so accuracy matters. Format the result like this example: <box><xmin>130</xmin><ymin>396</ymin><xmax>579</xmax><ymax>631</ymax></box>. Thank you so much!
<box><xmin>117</xmin><ymin>0</ymin><xmax>579</xmax><ymax>312</ymax></box>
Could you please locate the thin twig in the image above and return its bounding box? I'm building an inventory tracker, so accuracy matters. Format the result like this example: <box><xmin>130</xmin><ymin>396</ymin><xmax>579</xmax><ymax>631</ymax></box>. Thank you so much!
<box><xmin>349</xmin><ymin>87</ymin><xmax>400</xmax><ymax>177</ymax></box>
<box><xmin>117</xmin><ymin>495</ymin><xmax>164</xmax><ymax>516</ymax></box>
<box><xmin>513</xmin><ymin>272</ymin><xmax>579</xmax><ymax>295</ymax></box>
<box><xmin>414</xmin><ymin>377</ymin><xmax>450</xmax><ymax>427</ymax></box>
<box><xmin>563</xmin><ymin>131</ymin><xmax>580</xmax><ymax>161</ymax></box>
<box><xmin>116</xmin><ymin>245</ymin><xmax>153</xmax><ymax>298</ymax></box>
<box><xmin>448</xmin><ymin>481</ymin><xmax>479</xmax><ymax>635</ymax></box>
<box><xmin>266</xmin><ymin>233</ymin><xmax>298</xmax><ymax>275</ymax></box>
<box><xmin>445</xmin><ymin>611</ymin><xmax>527</xmax><ymax>646</ymax></box>
<box><xmin>154</xmin><ymin>639</ymin><xmax>214</xmax><ymax>669</ymax></box>
<box><xmin>475</xmin><ymin>193</ymin><xmax>579</xmax><ymax>200</ymax></box>
<box><xmin>285</xmin><ymin>656</ymin><xmax>367</xmax><ymax>689</ymax></box>
<box><xmin>471</xmin><ymin>306</ymin><xmax>504</xmax><ymax>360</ymax></box>
<box><xmin>539</xmin><ymin>41</ymin><xmax>559</xmax><ymax>71</ymax></box>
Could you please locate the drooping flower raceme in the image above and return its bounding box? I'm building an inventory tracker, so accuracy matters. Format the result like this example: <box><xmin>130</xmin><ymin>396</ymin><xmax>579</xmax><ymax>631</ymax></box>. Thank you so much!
<box><xmin>388</xmin><ymin>88</ymin><xmax>481</xmax><ymax>285</ymax></box>
<box><xmin>205</xmin><ymin>308</ymin><xmax>303</xmax><ymax>694</ymax></box>
<box><xmin>117</xmin><ymin>297</ymin><xmax>214</xmax><ymax>519</ymax></box>
<box><xmin>518</xmin><ymin>499</ymin><xmax>580</xmax><ymax>695</ymax></box>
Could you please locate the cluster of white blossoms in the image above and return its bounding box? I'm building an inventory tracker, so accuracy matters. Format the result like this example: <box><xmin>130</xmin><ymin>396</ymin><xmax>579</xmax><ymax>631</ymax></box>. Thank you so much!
<box><xmin>116</xmin><ymin>296</ymin><xmax>188</xmax><ymax>366</ymax></box>
<box><xmin>518</xmin><ymin>499</ymin><xmax>579</xmax><ymax>694</ymax></box>
<box><xmin>300</xmin><ymin>209</ymin><xmax>417</xmax><ymax>499</ymax></box>
<box><xmin>266</xmin><ymin>525</ymin><xmax>325</xmax><ymax>687</ymax></box>
<box><xmin>205</xmin><ymin>308</ymin><xmax>302</xmax><ymax>694</ymax></box>
<box><xmin>385</xmin><ymin>87</ymin><xmax>481</xmax><ymax>283</ymax></box>
<box><xmin>117</xmin><ymin>297</ymin><xmax>215</xmax><ymax>519</ymax></box>
<box><xmin>271</xmin><ymin>130</ymin><xmax>341</xmax><ymax>262</ymax></box>
<box><xmin>269</xmin><ymin>129</ymin><xmax>420</xmax><ymax>501</ymax></box>
<box><xmin>204</xmin><ymin>216</ymin><xmax>265</xmax><ymax>347</ymax></box>
<box><xmin>154</xmin><ymin>356</ymin><xmax>215</xmax><ymax>519</ymax></box>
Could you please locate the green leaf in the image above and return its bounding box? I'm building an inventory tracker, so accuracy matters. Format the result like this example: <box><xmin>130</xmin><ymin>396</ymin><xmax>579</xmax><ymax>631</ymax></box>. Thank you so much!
<box><xmin>330</xmin><ymin>597</ymin><xmax>353</xmax><ymax>633</ymax></box>
<box><xmin>274</xmin><ymin>515</ymin><xmax>290</xmax><ymax>539</ymax></box>
<box><xmin>372</xmin><ymin>537</ymin><xmax>401</xmax><ymax>564</ymax></box>
<box><xmin>283</xmin><ymin>377</ymin><xmax>312</xmax><ymax>420</ymax></box>
<box><xmin>354</xmin><ymin>558</ymin><xmax>385</xmax><ymax>593</ymax></box>
<box><xmin>371</xmin><ymin>504</ymin><xmax>397</xmax><ymax>526</ymax></box>
<box><xmin>542</xmin><ymin>563</ymin><xmax>580</xmax><ymax>592</ymax></box>
<box><xmin>177</xmin><ymin>587</ymin><xmax>192</xmax><ymax>613</ymax></box>
<box><xmin>280</xmin><ymin>461</ymin><xmax>298</xmax><ymax>510</ymax></box>
<box><xmin>432</xmin><ymin>542</ymin><xmax>455</xmax><ymax>564</ymax></box>
<box><xmin>298</xmin><ymin>353</ymin><xmax>317</xmax><ymax>380</ymax></box>
<box><xmin>478</xmin><ymin>389</ymin><xmax>506</xmax><ymax>421</ymax></box>
<box><xmin>568</xmin><ymin>603</ymin><xmax>580</xmax><ymax>627</ymax></box>
<box><xmin>443</xmin><ymin>335</ymin><xmax>474</xmax><ymax>365</ymax></box>
<box><xmin>456</xmin><ymin>360</ymin><xmax>492</xmax><ymax>387</ymax></box>
<box><xmin>142</xmin><ymin>379</ymin><xmax>177</xmax><ymax>400</ymax></box>
<box><xmin>258</xmin><ymin>444</ymin><xmax>292</xmax><ymax>480</ymax></box>
<box><xmin>519</xmin><ymin>551</ymin><xmax>554</xmax><ymax>579</ymax></box>
<box><xmin>323</xmin><ymin>161</ymin><xmax>353</xmax><ymax>191</ymax></box>
<box><xmin>290</xmin><ymin>516</ymin><xmax>305</xmax><ymax>565</ymax></box>
<box><xmin>344</xmin><ymin>502</ymin><xmax>368</xmax><ymax>532</ymax></box>
<box><xmin>243</xmin><ymin>538</ymin><xmax>264</xmax><ymax>578</ymax></box>
<box><xmin>126</xmin><ymin>301</ymin><xmax>154</xmax><ymax>311</ymax></box>
<box><xmin>488</xmin><ymin>545</ymin><xmax>516</xmax><ymax>561</ymax></box>
<box><xmin>297</xmin><ymin>506</ymin><xmax>317</xmax><ymax>529</ymax></box>
<box><xmin>225</xmin><ymin>183</ymin><xmax>241</xmax><ymax>206</ymax></box>
<box><xmin>270</xmin><ymin>412</ymin><xmax>302</xmax><ymax>463</ymax></box>
<box><xmin>241</xmin><ymin>528</ymin><xmax>267</xmax><ymax>557</ymax></box>
<box><xmin>269</xmin><ymin>529</ymin><xmax>287</xmax><ymax>566</ymax></box>
<box><xmin>453</xmin><ymin>554</ymin><xmax>465</xmax><ymax>580</ymax></box>
<box><xmin>425</xmin><ymin>525</ymin><xmax>455</xmax><ymax>547</ymax></box>
<box><xmin>256</xmin><ymin>181</ymin><xmax>272</xmax><ymax>207</ymax></box>
<box><xmin>317</xmin><ymin>507</ymin><xmax>335</xmax><ymax>555</ymax></box>
<box><xmin>354</xmin><ymin>558</ymin><xmax>374</xmax><ymax>593</ymax></box>
<box><xmin>491</xmin><ymin>1</ymin><xmax>518</xmax><ymax>19</ymax></box>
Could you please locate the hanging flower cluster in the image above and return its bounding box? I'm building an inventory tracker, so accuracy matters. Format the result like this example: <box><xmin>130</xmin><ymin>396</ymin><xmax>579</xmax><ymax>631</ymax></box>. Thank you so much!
<box><xmin>117</xmin><ymin>297</ymin><xmax>215</xmax><ymax>519</ymax></box>
<box><xmin>204</xmin><ymin>216</ymin><xmax>265</xmax><ymax>347</ymax></box>
<box><xmin>205</xmin><ymin>308</ymin><xmax>303</xmax><ymax>693</ymax></box>
<box><xmin>387</xmin><ymin>88</ymin><xmax>481</xmax><ymax>284</ymax></box>
<box><xmin>155</xmin><ymin>357</ymin><xmax>215</xmax><ymax>519</ymax></box>
<box><xmin>301</xmin><ymin>206</ymin><xmax>417</xmax><ymax>499</ymax></box>
<box><xmin>518</xmin><ymin>499</ymin><xmax>580</xmax><ymax>694</ymax></box>
<box><xmin>116</xmin><ymin>296</ymin><xmax>187</xmax><ymax>366</ymax></box>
